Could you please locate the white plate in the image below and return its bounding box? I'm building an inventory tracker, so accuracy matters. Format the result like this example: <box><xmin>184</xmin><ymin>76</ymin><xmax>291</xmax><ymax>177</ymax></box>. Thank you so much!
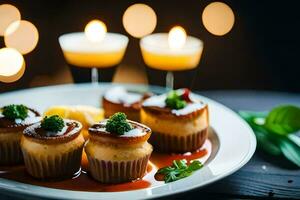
<box><xmin>0</xmin><ymin>83</ymin><xmax>256</xmax><ymax>200</ymax></box>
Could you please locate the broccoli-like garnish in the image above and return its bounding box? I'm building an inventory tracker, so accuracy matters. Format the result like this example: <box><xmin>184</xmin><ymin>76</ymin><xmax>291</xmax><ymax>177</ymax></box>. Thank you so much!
<box><xmin>105</xmin><ymin>112</ymin><xmax>132</xmax><ymax>135</ymax></box>
<box><xmin>165</xmin><ymin>91</ymin><xmax>187</xmax><ymax>110</ymax></box>
<box><xmin>41</xmin><ymin>115</ymin><xmax>64</xmax><ymax>132</ymax></box>
<box><xmin>2</xmin><ymin>104</ymin><xmax>28</xmax><ymax>120</ymax></box>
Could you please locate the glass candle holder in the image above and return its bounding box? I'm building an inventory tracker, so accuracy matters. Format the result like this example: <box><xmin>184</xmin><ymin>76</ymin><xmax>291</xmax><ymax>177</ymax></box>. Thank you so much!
<box><xmin>140</xmin><ymin>33</ymin><xmax>203</xmax><ymax>89</ymax></box>
<box><xmin>59</xmin><ymin>32</ymin><xmax>128</xmax><ymax>84</ymax></box>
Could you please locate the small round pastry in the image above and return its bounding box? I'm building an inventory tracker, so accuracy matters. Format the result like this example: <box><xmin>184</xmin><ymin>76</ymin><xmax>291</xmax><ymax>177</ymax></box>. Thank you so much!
<box><xmin>85</xmin><ymin>112</ymin><xmax>152</xmax><ymax>183</ymax></box>
<box><xmin>44</xmin><ymin>105</ymin><xmax>104</xmax><ymax>140</ymax></box>
<box><xmin>141</xmin><ymin>89</ymin><xmax>209</xmax><ymax>153</ymax></box>
<box><xmin>102</xmin><ymin>86</ymin><xmax>151</xmax><ymax>122</ymax></box>
<box><xmin>0</xmin><ymin>104</ymin><xmax>41</xmax><ymax>165</ymax></box>
<box><xmin>21</xmin><ymin>115</ymin><xmax>85</xmax><ymax>179</ymax></box>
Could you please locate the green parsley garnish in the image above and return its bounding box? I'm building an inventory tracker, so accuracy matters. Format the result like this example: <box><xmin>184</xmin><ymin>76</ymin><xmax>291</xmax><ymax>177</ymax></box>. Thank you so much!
<box><xmin>165</xmin><ymin>91</ymin><xmax>187</xmax><ymax>110</ymax></box>
<box><xmin>105</xmin><ymin>112</ymin><xmax>132</xmax><ymax>135</ymax></box>
<box><xmin>41</xmin><ymin>115</ymin><xmax>64</xmax><ymax>132</ymax></box>
<box><xmin>2</xmin><ymin>104</ymin><xmax>28</xmax><ymax>120</ymax></box>
<box><xmin>239</xmin><ymin>105</ymin><xmax>300</xmax><ymax>167</ymax></box>
<box><xmin>156</xmin><ymin>159</ymin><xmax>203</xmax><ymax>183</ymax></box>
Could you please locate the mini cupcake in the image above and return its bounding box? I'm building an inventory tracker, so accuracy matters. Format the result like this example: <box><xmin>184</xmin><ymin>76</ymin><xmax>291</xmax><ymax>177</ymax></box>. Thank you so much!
<box><xmin>85</xmin><ymin>112</ymin><xmax>152</xmax><ymax>183</ymax></box>
<box><xmin>21</xmin><ymin>115</ymin><xmax>85</xmax><ymax>179</ymax></box>
<box><xmin>102</xmin><ymin>87</ymin><xmax>151</xmax><ymax>122</ymax></box>
<box><xmin>141</xmin><ymin>89</ymin><xmax>209</xmax><ymax>153</ymax></box>
<box><xmin>0</xmin><ymin>104</ymin><xmax>41</xmax><ymax>165</ymax></box>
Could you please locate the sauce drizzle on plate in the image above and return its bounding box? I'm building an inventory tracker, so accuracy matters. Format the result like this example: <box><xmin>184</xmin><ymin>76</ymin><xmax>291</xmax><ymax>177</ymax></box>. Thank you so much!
<box><xmin>0</xmin><ymin>140</ymin><xmax>211</xmax><ymax>192</ymax></box>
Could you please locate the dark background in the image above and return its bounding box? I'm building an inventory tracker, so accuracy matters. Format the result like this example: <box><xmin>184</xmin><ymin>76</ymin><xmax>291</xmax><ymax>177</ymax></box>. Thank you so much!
<box><xmin>0</xmin><ymin>0</ymin><xmax>300</xmax><ymax>93</ymax></box>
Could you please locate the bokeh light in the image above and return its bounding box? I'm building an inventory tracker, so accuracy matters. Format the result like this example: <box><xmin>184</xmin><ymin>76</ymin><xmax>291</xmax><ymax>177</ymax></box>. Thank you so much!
<box><xmin>0</xmin><ymin>47</ymin><xmax>25</xmax><ymax>83</ymax></box>
<box><xmin>0</xmin><ymin>4</ymin><xmax>21</xmax><ymax>36</ymax></box>
<box><xmin>4</xmin><ymin>20</ymin><xmax>39</xmax><ymax>54</ymax></box>
<box><xmin>202</xmin><ymin>2</ymin><xmax>235</xmax><ymax>36</ymax></box>
<box><xmin>123</xmin><ymin>3</ymin><xmax>157</xmax><ymax>38</ymax></box>
<box><xmin>168</xmin><ymin>26</ymin><xmax>187</xmax><ymax>49</ymax></box>
<box><xmin>0</xmin><ymin>63</ymin><xmax>25</xmax><ymax>83</ymax></box>
<box><xmin>84</xmin><ymin>20</ymin><xmax>107</xmax><ymax>42</ymax></box>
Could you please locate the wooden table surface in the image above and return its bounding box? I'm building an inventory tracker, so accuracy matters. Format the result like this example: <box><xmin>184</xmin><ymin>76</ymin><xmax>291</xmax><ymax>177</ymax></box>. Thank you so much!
<box><xmin>1</xmin><ymin>90</ymin><xmax>300</xmax><ymax>200</ymax></box>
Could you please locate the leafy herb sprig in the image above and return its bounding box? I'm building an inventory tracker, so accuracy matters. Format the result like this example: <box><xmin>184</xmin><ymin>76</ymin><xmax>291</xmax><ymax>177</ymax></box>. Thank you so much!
<box><xmin>105</xmin><ymin>112</ymin><xmax>132</xmax><ymax>135</ymax></box>
<box><xmin>41</xmin><ymin>115</ymin><xmax>64</xmax><ymax>132</ymax></box>
<box><xmin>165</xmin><ymin>89</ymin><xmax>191</xmax><ymax>110</ymax></box>
<box><xmin>239</xmin><ymin>105</ymin><xmax>300</xmax><ymax>167</ymax></box>
<box><xmin>1</xmin><ymin>104</ymin><xmax>28</xmax><ymax>120</ymax></box>
<box><xmin>156</xmin><ymin>159</ymin><xmax>203</xmax><ymax>183</ymax></box>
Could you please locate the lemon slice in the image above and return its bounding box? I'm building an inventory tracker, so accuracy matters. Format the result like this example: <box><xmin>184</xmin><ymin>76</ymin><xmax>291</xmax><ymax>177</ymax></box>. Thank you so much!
<box><xmin>44</xmin><ymin>105</ymin><xmax>104</xmax><ymax>140</ymax></box>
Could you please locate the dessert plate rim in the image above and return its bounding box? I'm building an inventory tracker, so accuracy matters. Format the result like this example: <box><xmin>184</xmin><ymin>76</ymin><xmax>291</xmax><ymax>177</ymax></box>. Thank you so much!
<box><xmin>0</xmin><ymin>83</ymin><xmax>256</xmax><ymax>200</ymax></box>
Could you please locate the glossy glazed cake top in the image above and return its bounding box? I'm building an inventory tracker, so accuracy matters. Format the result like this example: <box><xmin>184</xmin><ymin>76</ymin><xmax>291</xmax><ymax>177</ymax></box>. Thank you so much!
<box><xmin>23</xmin><ymin>119</ymin><xmax>82</xmax><ymax>142</ymax></box>
<box><xmin>89</xmin><ymin>120</ymin><xmax>151</xmax><ymax>144</ymax></box>
<box><xmin>142</xmin><ymin>90</ymin><xmax>206</xmax><ymax>116</ymax></box>
<box><xmin>0</xmin><ymin>108</ymin><xmax>41</xmax><ymax>131</ymax></box>
<box><xmin>103</xmin><ymin>87</ymin><xmax>144</xmax><ymax>107</ymax></box>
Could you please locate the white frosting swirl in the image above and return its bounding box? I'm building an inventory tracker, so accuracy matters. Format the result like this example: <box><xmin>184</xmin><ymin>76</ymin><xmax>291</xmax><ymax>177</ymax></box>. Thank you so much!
<box><xmin>104</xmin><ymin>87</ymin><xmax>143</xmax><ymax>106</ymax></box>
<box><xmin>142</xmin><ymin>91</ymin><xmax>206</xmax><ymax>116</ymax></box>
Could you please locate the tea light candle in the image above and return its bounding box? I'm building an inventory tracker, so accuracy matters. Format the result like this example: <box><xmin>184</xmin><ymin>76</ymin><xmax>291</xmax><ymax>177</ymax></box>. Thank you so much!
<box><xmin>59</xmin><ymin>21</ymin><xmax>128</xmax><ymax>68</ymax></box>
<box><xmin>58</xmin><ymin>20</ymin><xmax>128</xmax><ymax>83</ymax></box>
<box><xmin>140</xmin><ymin>26</ymin><xmax>203</xmax><ymax>71</ymax></box>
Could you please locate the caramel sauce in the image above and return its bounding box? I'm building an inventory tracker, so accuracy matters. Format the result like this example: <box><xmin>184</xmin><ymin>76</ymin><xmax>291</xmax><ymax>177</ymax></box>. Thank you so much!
<box><xmin>150</xmin><ymin>149</ymin><xmax>208</xmax><ymax>169</ymax></box>
<box><xmin>0</xmin><ymin>141</ymin><xmax>210</xmax><ymax>192</ymax></box>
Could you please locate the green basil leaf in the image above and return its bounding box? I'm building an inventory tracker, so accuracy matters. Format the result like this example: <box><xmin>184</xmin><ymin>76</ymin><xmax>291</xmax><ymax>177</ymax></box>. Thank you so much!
<box><xmin>187</xmin><ymin>160</ymin><xmax>203</xmax><ymax>171</ymax></box>
<box><xmin>174</xmin><ymin>159</ymin><xmax>187</xmax><ymax>169</ymax></box>
<box><xmin>288</xmin><ymin>134</ymin><xmax>300</xmax><ymax>147</ymax></box>
<box><xmin>239</xmin><ymin>111</ymin><xmax>281</xmax><ymax>156</ymax></box>
<box><xmin>265</xmin><ymin>105</ymin><xmax>300</xmax><ymax>135</ymax></box>
<box><xmin>157</xmin><ymin>159</ymin><xmax>203</xmax><ymax>183</ymax></box>
<box><xmin>164</xmin><ymin>173</ymin><xmax>175</xmax><ymax>183</ymax></box>
<box><xmin>278</xmin><ymin>137</ymin><xmax>300</xmax><ymax>167</ymax></box>
<box><xmin>164</xmin><ymin>170</ymin><xmax>181</xmax><ymax>183</ymax></box>
<box><xmin>240</xmin><ymin>107</ymin><xmax>300</xmax><ymax>167</ymax></box>
<box><xmin>255</xmin><ymin>130</ymin><xmax>282</xmax><ymax>156</ymax></box>
<box><xmin>157</xmin><ymin>166</ymin><xmax>174</xmax><ymax>174</ymax></box>
<box><xmin>239</xmin><ymin>111</ymin><xmax>268</xmax><ymax>120</ymax></box>
<box><xmin>172</xmin><ymin>160</ymin><xmax>179</xmax><ymax>169</ymax></box>
<box><xmin>250</xmin><ymin>120</ymin><xmax>269</xmax><ymax>134</ymax></box>
<box><xmin>178</xmin><ymin>171</ymin><xmax>192</xmax><ymax>179</ymax></box>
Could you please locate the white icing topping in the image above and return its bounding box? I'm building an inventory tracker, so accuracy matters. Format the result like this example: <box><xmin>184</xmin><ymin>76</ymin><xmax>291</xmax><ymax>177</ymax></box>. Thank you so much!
<box><xmin>25</xmin><ymin>119</ymin><xmax>81</xmax><ymax>137</ymax></box>
<box><xmin>44</xmin><ymin>122</ymin><xmax>69</xmax><ymax>137</ymax></box>
<box><xmin>142</xmin><ymin>90</ymin><xmax>206</xmax><ymax>116</ymax></box>
<box><xmin>142</xmin><ymin>94</ymin><xmax>167</xmax><ymax>108</ymax></box>
<box><xmin>104</xmin><ymin>87</ymin><xmax>143</xmax><ymax>106</ymax></box>
<box><xmin>90</xmin><ymin>120</ymin><xmax>147</xmax><ymax>137</ymax></box>
<box><xmin>14</xmin><ymin>110</ymin><xmax>41</xmax><ymax>125</ymax></box>
<box><xmin>171</xmin><ymin>103</ymin><xmax>205</xmax><ymax>116</ymax></box>
<box><xmin>0</xmin><ymin>109</ymin><xmax>41</xmax><ymax>126</ymax></box>
<box><xmin>120</xmin><ymin>128</ymin><xmax>144</xmax><ymax>137</ymax></box>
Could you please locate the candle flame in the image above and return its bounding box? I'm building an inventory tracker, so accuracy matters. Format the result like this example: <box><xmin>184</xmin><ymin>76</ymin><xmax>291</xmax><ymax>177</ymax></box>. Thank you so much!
<box><xmin>168</xmin><ymin>26</ymin><xmax>187</xmax><ymax>50</ymax></box>
<box><xmin>84</xmin><ymin>20</ymin><xmax>107</xmax><ymax>42</ymax></box>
